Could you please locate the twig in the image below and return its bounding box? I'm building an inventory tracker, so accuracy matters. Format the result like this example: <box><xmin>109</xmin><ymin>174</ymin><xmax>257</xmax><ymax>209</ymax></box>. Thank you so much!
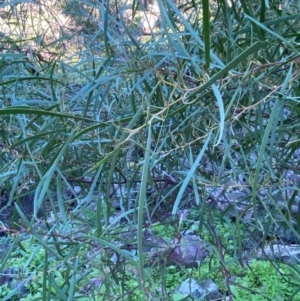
<box><xmin>207</xmin><ymin>207</ymin><xmax>233</xmax><ymax>301</ymax></box>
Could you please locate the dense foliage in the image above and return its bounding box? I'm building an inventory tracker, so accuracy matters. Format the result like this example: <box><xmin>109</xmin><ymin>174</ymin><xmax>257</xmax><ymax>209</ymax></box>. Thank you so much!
<box><xmin>1</xmin><ymin>0</ymin><xmax>300</xmax><ymax>300</ymax></box>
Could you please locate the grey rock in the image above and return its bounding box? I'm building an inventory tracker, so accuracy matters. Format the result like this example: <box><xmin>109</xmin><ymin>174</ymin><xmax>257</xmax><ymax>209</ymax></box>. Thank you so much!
<box><xmin>251</xmin><ymin>244</ymin><xmax>300</xmax><ymax>265</ymax></box>
<box><xmin>90</xmin><ymin>277</ymin><xmax>103</xmax><ymax>288</ymax></box>
<box><xmin>119</xmin><ymin>229</ymin><xmax>210</xmax><ymax>268</ymax></box>
<box><xmin>167</xmin><ymin>235</ymin><xmax>210</xmax><ymax>268</ymax></box>
<box><xmin>178</xmin><ymin>278</ymin><xmax>205</xmax><ymax>299</ymax></box>
<box><xmin>200</xmin><ymin>279</ymin><xmax>222</xmax><ymax>300</ymax></box>
<box><xmin>178</xmin><ymin>278</ymin><xmax>221</xmax><ymax>300</ymax></box>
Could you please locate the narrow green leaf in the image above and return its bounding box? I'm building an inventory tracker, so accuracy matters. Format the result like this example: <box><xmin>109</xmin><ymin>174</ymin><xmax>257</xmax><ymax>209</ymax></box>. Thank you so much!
<box><xmin>211</xmin><ymin>83</ymin><xmax>224</xmax><ymax>146</ymax></box>
<box><xmin>245</xmin><ymin>14</ymin><xmax>298</xmax><ymax>53</ymax></box>
<box><xmin>187</xmin><ymin>41</ymin><xmax>264</xmax><ymax>99</ymax></box>
<box><xmin>89</xmin><ymin>106</ymin><xmax>144</xmax><ymax>173</ymax></box>
<box><xmin>252</xmin><ymin>64</ymin><xmax>293</xmax><ymax>221</ymax></box>
<box><xmin>34</xmin><ymin>132</ymin><xmax>77</xmax><ymax>219</ymax></box>
<box><xmin>239</xmin><ymin>0</ymin><xmax>264</xmax><ymax>40</ymax></box>
<box><xmin>172</xmin><ymin>132</ymin><xmax>211</xmax><ymax>215</ymax></box>
<box><xmin>43</xmin><ymin>250</ymin><xmax>48</xmax><ymax>300</ymax></box>
<box><xmin>202</xmin><ymin>0</ymin><xmax>210</xmax><ymax>68</ymax></box>
<box><xmin>137</xmin><ymin>124</ymin><xmax>152</xmax><ymax>295</ymax></box>
<box><xmin>0</xmin><ymin>107</ymin><xmax>97</xmax><ymax>123</ymax></box>
<box><xmin>161</xmin><ymin>0</ymin><xmax>225</xmax><ymax>69</ymax></box>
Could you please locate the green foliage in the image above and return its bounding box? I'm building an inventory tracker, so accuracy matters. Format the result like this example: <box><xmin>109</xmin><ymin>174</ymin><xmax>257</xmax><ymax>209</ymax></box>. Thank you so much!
<box><xmin>1</xmin><ymin>0</ymin><xmax>300</xmax><ymax>299</ymax></box>
<box><xmin>231</xmin><ymin>260</ymin><xmax>300</xmax><ymax>301</ymax></box>
<box><xmin>0</xmin><ymin>284</ymin><xmax>11</xmax><ymax>299</ymax></box>
<box><xmin>151</xmin><ymin>223</ymin><xmax>177</xmax><ymax>239</ymax></box>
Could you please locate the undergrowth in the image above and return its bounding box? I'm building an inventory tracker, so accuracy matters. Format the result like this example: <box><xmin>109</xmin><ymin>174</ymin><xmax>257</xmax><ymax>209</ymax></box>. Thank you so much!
<box><xmin>1</xmin><ymin>0</ymin><xmax>300</xmax><ymax>300</ymax></box>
